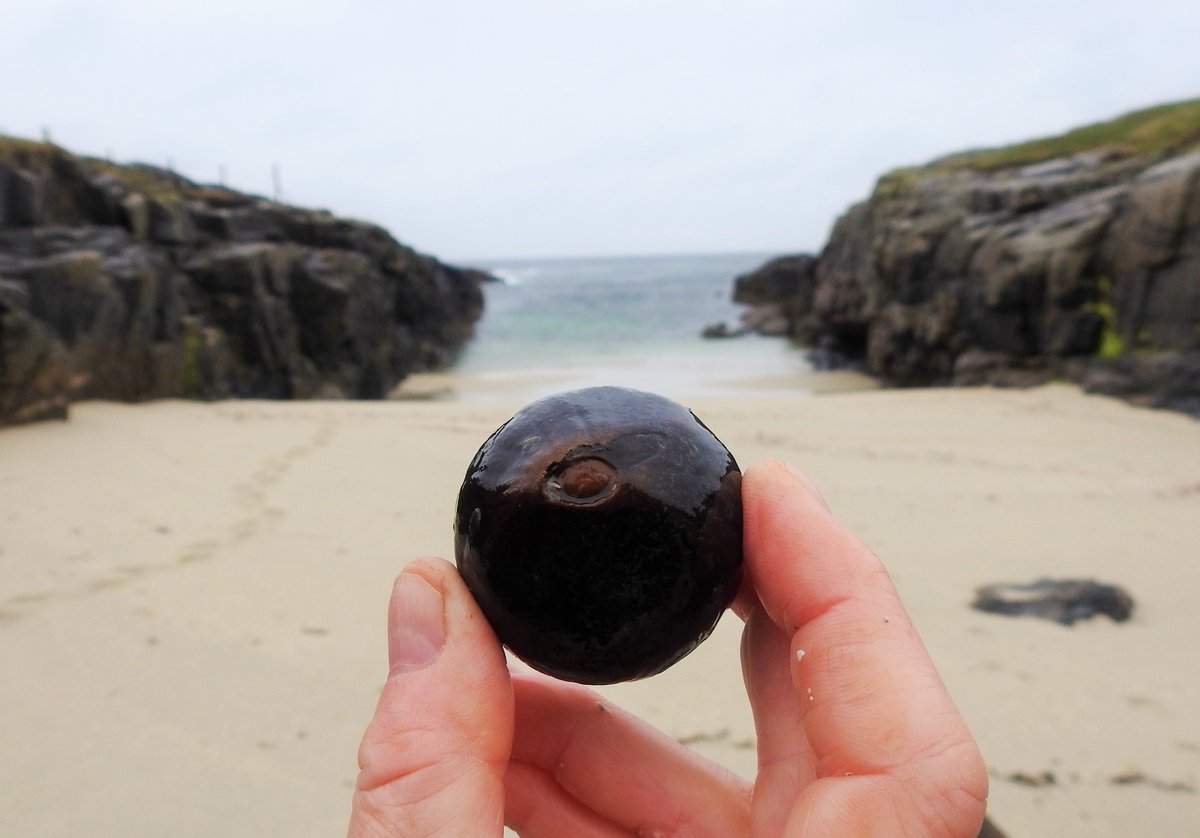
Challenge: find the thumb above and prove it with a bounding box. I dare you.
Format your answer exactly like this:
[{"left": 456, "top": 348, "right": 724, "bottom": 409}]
[{"left": 349, "top": 559, "right": 513, "bottom": 837}]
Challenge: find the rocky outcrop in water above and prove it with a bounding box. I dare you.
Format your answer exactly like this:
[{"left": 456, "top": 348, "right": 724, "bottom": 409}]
[
  {"left": 702, "top": 255, "right": 815, "bottom": 340},
  {"left": 734, "top": 101, "right": 1200, "bottom": 415},
  {"left": 0, "top": 137, "right": 485, "bottom": 426}
]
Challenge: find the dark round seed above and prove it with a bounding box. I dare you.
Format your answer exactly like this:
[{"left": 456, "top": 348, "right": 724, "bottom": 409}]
[{"left": 453, "top": 386, "right": 743, "bottom": 684}]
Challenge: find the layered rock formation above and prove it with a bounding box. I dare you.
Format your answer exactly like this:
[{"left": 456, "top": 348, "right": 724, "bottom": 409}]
[
  {"left": 0, "top": 137, "right": 485, "bottom": 425},
  {"left": 735, "top": 100, "right": 1200, "bottom": 415},
  {"left": 702, "top": 254, "right": 815, "bottom": 339}
]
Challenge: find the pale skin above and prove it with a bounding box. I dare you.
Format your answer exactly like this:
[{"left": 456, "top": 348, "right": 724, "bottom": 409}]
[{"left": 348, "top": 459, "right": 989, "bottom": 836}]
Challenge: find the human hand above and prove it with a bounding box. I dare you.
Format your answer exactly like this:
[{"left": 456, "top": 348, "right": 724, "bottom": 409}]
[{"left": 348, "top": 459, "right": 988, "bottom": 836}]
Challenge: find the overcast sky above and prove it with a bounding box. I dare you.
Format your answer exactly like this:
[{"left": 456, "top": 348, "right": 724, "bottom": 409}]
[{"left": 5, "top": 1, "right": 1199, "bottom": 261}]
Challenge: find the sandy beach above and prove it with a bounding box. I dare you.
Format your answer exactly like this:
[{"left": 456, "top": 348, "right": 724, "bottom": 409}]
[{"left": 2, "top": 383, "right": 1198, "bottom": 836}]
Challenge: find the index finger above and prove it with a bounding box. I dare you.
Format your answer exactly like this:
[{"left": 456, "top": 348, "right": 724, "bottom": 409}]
[{"left": 742, "top": 459, "right": 976, "bottom": 776}]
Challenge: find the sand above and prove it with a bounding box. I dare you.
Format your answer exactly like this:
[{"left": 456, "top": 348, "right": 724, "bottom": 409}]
[{"left": 1, "top": 384, "right": 1198, "bottom": 836}]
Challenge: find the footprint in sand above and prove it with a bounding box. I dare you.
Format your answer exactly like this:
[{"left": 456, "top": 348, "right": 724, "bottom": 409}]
[
  {"left": 230, "top": 518, "right": 260, "bottom": 542},
  {"left": 181, "top": 413, "right": 344, "bottom": 560},
  {"left": 178, "top": 539, "right": 219, "bottom": 564}
]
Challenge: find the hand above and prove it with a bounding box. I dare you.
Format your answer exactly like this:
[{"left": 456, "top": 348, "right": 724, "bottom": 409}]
[{"left": 348, "top": 459, "right": 988, "bottom": 836}]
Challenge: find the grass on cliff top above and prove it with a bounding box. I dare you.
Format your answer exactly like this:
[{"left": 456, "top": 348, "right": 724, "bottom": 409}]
[
  {"left": 0, "top": 135, "right": 193, "bottom": 202},
  {"left": 0, "top": 135, "right": 67, "bottom": 168},
  {"left": 80, "top": 159, "right": 280, "bottom": 208},
  {"left": 85, "top": 159, "right": 198, "bottom": 203},
  {"left": 877, "top": 98, "right": 1200, "bottom": 194},
  {"left": 946, "top": 97, "right": 1200, "bottom": 170},
  {"left": 1, "top": 134, "right": 265, "bottom": 207}
]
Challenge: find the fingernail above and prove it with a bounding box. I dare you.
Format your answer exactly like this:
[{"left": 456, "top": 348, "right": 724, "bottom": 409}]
[{"left": 388, "top": 571, "right": 446, "bottom": 674}]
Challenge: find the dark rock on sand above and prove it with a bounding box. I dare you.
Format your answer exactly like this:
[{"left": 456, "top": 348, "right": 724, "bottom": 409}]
[
  {"left": 0, "top": 136, "right": 486, "bottom": 426},
  {"left": 972, "top": 578, "right": 1135, "bottom": 626},
  {"left": 977, "top": 815, "right": 1009, "bottom": 838}
]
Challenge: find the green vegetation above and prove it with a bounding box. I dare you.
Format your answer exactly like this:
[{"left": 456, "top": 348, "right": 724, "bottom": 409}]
[
  {"left": 1085, "top": 277, "right": 1136, "bottom": 360},
  {"left": 0, "top": 133, "right": 201, "bottom": 205},
  {"left": 0, "top": 135, "right": 66, "bottom": 168},
  {"left": 944, "top": 98, "right": 1200, "bottom": 171},
  {"left": 86, "top": 159, "right": 192, "bottom": 204},
  {"left": 874, "top": 98, "right": 1200, "bottom": 197},
  {"left": 1089, "top": 298, "right": 1126, "bottom": 359},
  {"left": 874, "top": 166, "right": 924, "bottom": 199},
  {"left": 180, "top": 331, "right": 205, "bottom": 397}
]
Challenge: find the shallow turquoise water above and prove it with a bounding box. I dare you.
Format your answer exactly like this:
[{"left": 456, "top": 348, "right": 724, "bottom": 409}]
[{"left": 452, "top": 252, "right": 815, "bottom": 400}]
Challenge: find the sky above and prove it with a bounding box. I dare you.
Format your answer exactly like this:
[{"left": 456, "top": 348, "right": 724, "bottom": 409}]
[{"left": 4, "top": 1, "right": 1199, "bottom": 262}]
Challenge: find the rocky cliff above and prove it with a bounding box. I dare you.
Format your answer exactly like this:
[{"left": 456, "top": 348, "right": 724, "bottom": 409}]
[
  {"left": 735, "top": 99, "right": 1200, "bottom": 415},
  {"left": 0, "top": 137, "right": 486, "bottom": 426}
]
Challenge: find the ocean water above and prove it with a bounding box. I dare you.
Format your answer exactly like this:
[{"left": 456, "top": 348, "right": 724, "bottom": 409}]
[{"left": 449, "top": 252, "right": 819, "bottom": 401}]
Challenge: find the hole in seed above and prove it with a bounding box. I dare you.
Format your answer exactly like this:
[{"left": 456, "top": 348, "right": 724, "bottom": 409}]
[{"left": 544, "top": 458, "right": 618, "bottom": 506}]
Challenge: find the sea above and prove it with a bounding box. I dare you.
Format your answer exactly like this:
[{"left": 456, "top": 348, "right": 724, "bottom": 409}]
[{"left": 445, "top": 251, "right": 832, "bottom": 402}]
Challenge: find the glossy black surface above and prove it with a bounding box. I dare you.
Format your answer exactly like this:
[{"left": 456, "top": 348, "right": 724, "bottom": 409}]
[{"left": 454, "top": 386, "right": 742, "bottom": 683}]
